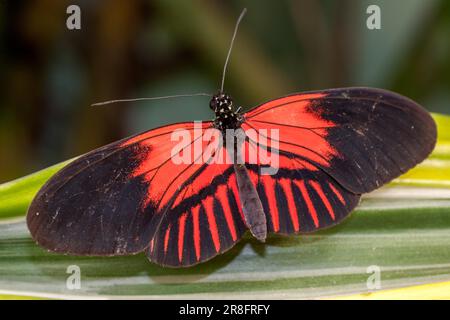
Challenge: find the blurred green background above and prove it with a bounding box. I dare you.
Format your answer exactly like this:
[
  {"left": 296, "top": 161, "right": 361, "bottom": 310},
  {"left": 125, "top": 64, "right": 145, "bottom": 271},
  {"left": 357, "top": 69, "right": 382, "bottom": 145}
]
[{"left": 1, "top": 0, "right": 449, "bottom": 183}]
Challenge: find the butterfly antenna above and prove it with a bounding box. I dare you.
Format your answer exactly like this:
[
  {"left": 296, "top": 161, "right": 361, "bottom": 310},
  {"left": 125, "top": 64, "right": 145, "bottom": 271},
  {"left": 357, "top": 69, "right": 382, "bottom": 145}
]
[
  {"left": 220, "top": 8, "right": 247, "bottom": 93},
  {"left": 91, "top": 93, "right": 212, "bottom": 107}
]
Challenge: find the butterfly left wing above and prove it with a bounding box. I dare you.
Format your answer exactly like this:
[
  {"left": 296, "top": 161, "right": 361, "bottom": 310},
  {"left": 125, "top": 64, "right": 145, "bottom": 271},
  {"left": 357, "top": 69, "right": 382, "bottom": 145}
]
[{"left": 27, "top": 121, "right": 247, "bottom": 266}]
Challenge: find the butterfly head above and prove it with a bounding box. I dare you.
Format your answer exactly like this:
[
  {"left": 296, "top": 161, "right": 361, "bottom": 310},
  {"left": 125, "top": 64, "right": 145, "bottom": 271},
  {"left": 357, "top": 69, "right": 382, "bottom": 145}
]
[
  {"left": 210, "top": 92, "right": 233, "bottom": 112},
  {"left": 210, "top": 92, "right": 242, "bottom": 131}
]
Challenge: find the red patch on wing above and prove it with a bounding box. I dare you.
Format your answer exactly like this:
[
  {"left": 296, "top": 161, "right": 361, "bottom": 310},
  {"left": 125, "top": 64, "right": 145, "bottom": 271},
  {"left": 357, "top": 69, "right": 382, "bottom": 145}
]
[
  {"left": 120, "top": 122, "right": 221, "bottom": 211},
  {"left": 202, "top": 196, "right": 220, "bottom": 252},
  {"left": 262, "top": 176, "right": 280, "bottom": 232},
  {"left": 243, "top": 92, "right": 338, "bottom": 168},
  {"left": 310, "top": 180, "right": 335, "bottom": 221},
  {"left": 178, "top": 212, "right": 188, "bottom": 263},
  {"left": 216, "top": 184, "right": 237, "bottom": 241},
  {"left": 164, "top": 225, "right": 171, "bottom": 254},
  {"left": 328, "top": 182, "right": 346, "bottom": 206},
  {"left": 192, "top": 205, "right": 201, "bottom": 262},
  {"left": 296, "top": 180, "right": 319, "bottom": 228},
  {"left": 279, "top": 178, "right": 300, "bottom": 231}
]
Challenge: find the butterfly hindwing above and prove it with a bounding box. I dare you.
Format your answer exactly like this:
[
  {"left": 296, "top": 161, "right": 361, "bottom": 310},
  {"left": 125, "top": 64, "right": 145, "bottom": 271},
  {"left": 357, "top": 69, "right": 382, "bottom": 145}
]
[
  {"left": 147, "top": 163, "right": 248, "bottom": 267},
  {"left": 243, "top": 151, "right": 360, "bottom": 234}
]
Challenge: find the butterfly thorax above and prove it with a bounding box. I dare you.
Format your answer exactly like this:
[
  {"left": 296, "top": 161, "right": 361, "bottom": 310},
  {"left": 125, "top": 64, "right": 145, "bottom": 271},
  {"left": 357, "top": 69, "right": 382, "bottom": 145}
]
[{"left": 210, "top": 92, "right": 243, "bottom": 131}]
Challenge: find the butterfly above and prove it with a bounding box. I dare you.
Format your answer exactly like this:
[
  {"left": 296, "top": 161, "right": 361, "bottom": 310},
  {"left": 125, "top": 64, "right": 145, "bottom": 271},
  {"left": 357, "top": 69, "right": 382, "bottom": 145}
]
[{"left": 26, "top": 10, "right": 437, "bottom": 268}]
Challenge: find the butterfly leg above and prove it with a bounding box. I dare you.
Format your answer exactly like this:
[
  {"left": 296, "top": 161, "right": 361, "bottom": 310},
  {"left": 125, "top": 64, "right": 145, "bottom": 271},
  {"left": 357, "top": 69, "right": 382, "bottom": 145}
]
[{"left": 233, "top": 163, "right": 267, "bottom": 242}]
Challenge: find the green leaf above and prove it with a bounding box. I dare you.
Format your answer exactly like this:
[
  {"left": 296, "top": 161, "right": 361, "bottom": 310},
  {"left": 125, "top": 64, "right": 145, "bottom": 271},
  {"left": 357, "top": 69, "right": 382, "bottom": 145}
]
[
  {"left": 0, "top": 115, "right": 449, "bottom": 299},
  {"left": 0, "top": 160, "right": 74, "bottom": 220}
]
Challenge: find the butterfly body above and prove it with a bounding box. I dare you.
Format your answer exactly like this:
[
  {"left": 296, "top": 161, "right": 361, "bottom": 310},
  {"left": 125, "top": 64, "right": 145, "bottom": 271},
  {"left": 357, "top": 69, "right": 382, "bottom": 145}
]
[
  {"left": 233, "top": 162, "right": 267, "bottom": 242},
  {"left": 210, "top": 91, "right": 268, "bottom": 242}
]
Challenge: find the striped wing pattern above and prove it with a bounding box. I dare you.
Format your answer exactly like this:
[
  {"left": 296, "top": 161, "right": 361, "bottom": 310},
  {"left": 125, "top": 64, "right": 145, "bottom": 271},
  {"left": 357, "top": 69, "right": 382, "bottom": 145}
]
[
  {"left": 247, "top": 162, "right": 360, "bottom": 234},
  {"left": 147, "top": 165, "right": 247, "bottom": 266}
]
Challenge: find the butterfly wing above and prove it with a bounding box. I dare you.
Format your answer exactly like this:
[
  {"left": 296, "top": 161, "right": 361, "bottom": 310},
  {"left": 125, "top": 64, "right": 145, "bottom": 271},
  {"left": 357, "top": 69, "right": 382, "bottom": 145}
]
[
  {"left": 27, "top": 121, "right": 247, "bottom": 266},
  {"left": 241, "top": 142, "right": 361, "bottom": 234},
  {"left": 146, "top": 162, "right": 248, "bottom": 266},
  {"left": 241, "top": 87, "right": 436, "bottom": 233}
]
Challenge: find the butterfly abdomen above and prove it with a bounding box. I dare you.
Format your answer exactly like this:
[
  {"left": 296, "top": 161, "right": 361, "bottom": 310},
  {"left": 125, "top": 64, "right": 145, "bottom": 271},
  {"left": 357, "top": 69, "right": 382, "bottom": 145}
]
[{"left": 233, "top": 163, "right": 267, "bottom": 242}]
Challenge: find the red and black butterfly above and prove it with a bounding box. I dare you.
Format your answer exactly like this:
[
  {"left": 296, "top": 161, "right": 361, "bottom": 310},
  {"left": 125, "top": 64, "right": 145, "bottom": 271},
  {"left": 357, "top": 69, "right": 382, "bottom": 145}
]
[
  {"left": 27, "top": 87, "right": 436, "bottom": 267},
  {"left": 26, "top": 10, "right": 437, "bottom": 268}
]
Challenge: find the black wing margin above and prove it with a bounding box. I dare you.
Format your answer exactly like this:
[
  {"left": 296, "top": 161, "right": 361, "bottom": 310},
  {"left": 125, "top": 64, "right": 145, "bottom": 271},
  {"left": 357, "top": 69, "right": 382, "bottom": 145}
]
[
  {"left": 26, "top": 140, "right": 157, "bottom": 256},
  {"left": 307, "top": 87, "right": 436, "bottom": 194}
]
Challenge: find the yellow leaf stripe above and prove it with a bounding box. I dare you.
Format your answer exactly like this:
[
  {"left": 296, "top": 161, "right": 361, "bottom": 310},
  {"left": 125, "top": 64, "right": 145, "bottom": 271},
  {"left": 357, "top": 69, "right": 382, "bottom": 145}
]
[{"left": 330, "top": 280, "right": 450, "bottom": 300}]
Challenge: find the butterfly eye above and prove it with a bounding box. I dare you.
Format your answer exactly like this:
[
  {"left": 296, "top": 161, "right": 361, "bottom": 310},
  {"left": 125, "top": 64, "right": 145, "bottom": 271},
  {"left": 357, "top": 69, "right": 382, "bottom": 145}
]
[
  {"left": 209, "top": 98, "right": 219, "bottom": 110},
  {"left": 222, "top": 95, "right": 232, "bottom": 107}
]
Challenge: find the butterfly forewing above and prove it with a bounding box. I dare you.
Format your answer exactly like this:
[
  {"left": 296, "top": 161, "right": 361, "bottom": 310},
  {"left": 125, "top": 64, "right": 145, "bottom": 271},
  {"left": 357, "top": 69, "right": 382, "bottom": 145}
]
[
  {"left": 244, "top": 87, "right": 437, "bottom": 194},
  {"left": 28, "top": 122, "right": 232, "bottom": 256}
]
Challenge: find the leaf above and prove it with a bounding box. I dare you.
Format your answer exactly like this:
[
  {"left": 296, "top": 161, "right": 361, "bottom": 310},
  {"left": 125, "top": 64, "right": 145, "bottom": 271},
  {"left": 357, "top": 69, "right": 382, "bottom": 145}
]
[
  {"left": 332, "top": 280, "right": 450, "bottom": 300},
  {"left": 0, "top": 160, "right": 74, "bottom": 220},
  {"left": 0, "top": 115, "right": 449, "bottom": 299}
]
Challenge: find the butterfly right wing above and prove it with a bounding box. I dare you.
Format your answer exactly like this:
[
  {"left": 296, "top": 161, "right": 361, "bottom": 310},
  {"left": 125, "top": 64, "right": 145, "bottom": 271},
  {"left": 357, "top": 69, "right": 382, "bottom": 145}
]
[{"left": 238, "top": 87, "right": 436, "bottom": 235}]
